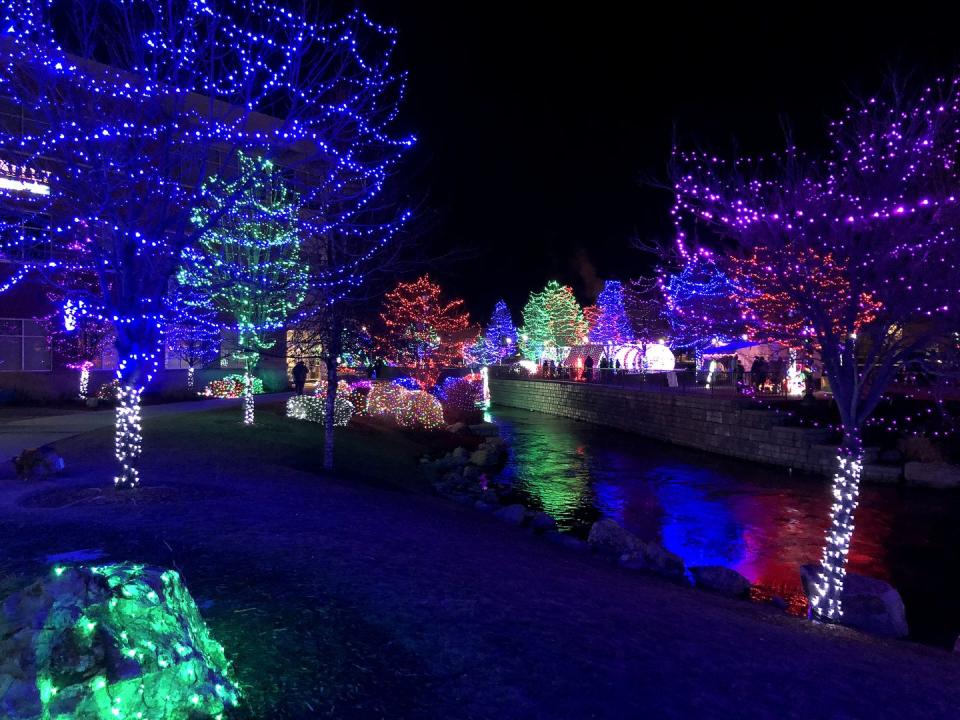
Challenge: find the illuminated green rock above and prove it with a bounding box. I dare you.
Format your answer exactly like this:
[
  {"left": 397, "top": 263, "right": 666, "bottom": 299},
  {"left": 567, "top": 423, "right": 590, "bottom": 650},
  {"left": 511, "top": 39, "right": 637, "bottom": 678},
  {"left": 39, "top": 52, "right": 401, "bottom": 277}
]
[{"left": 0, "top": 563, "right": 239, "bottom": 719}]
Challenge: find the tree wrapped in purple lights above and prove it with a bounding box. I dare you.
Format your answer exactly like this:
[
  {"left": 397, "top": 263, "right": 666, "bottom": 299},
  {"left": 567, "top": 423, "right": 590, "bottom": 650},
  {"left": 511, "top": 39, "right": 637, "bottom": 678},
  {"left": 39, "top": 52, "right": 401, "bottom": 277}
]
[
  {"left": 670, "top": 80, "right": 960, "bottom": 622},
  {"left": 0, "top": 1, "right": 414, "bottom": 486}
]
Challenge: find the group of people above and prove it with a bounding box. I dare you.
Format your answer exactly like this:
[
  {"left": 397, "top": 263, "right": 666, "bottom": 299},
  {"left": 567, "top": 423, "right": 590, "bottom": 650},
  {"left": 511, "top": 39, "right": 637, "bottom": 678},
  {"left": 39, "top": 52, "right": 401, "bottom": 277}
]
[{"left": 582, "top": 355, "right": 624, "bottom": 382}]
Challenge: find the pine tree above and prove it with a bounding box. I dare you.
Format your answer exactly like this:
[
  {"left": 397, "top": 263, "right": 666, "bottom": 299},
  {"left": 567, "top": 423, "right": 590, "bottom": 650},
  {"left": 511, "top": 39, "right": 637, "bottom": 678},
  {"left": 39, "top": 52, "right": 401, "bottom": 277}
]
[
  {"left": 590, "top": 280, "right": 632, "bottom": 349},
  {"left": 520, "top": 281, "right": 587, "bottom": 361},
  {"left": 178, "top": 153, "right": 307, "bottom": 424},
  {"left": 485, "top": 300, "right": 517, "bottom": 360}
]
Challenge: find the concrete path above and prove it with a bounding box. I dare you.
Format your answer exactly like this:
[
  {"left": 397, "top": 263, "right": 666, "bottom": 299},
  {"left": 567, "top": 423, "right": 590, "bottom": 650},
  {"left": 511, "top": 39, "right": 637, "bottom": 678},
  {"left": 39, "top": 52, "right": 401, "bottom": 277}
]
[{"left": 0, "top": 392, "right": 292, "bottom": 458}]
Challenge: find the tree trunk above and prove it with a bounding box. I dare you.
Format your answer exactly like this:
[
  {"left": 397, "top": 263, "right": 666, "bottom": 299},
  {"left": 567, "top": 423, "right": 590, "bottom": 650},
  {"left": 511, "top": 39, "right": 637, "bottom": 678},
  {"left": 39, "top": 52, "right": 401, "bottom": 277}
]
[
  {"left": 187, "top": 366, "right": 195, "bottom": 390},
  {"left": 114, "top": 384, "right": 143, "bottom": 488},
  {"left": 323, "top": 357, "right": 338, "bottom": 471},
  {"left": 323, "top": 314, "right": 344, "bottom": 471},
  {"left": 810, "top": 425, "right": 863, "bottom": 622},
  {"left": 112, "top": 321, "right": 161, "bottom": 489},
  {"left": 79, "top": 366, "right": 90, "bottom": 399},
  {"left": 243, "top": 368, "right": 255, "bottom": 425}
]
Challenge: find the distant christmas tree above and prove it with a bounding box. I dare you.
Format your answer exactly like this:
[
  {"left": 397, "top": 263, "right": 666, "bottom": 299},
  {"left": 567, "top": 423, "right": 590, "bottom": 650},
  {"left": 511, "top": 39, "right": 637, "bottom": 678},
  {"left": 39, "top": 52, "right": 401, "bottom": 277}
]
[
  {"left": 485, "top": 300, "right": 518, "bottom": 360},
  {"left": 519, "top": 280, "right": 586, "bottom": 361},
  {"left": 590, "top": 280, "right": 632, "bottom": 349},
  {"left": 177, "top": 153, "right": 307, "bottom": 423}
]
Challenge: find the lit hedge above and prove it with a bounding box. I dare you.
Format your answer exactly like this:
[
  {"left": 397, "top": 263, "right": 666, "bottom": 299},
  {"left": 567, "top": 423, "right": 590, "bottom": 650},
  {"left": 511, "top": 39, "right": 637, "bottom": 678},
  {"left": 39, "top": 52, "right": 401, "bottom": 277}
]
[
  {"left": 366, "top": 382, "right": 444, "bottom": 430},
  {"left": 202, "top": 374, "right": 264, "bottom": 399},
  {"left": 286, "top": 394, "right": 354, "bottom": 427},
  {"left": 366, "top": 382, "right": 410, "bottom": 424}
]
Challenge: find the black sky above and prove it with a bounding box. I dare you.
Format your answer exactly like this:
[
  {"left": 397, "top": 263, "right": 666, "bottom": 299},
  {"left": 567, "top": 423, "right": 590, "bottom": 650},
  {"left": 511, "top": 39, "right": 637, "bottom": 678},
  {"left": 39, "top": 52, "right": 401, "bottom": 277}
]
[{"left": 361, "top": 3, "right": 959, "bottom": 320}]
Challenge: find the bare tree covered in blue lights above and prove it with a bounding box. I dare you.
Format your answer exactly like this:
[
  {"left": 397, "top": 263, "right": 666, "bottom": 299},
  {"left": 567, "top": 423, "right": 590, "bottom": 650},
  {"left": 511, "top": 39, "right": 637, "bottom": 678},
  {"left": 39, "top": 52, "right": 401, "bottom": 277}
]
[
  {"left": 0, "top": 1, "right": 414, "bottom": 486},
  {"left": 659, "top": 256, "right": 743, "bottom": 362}
]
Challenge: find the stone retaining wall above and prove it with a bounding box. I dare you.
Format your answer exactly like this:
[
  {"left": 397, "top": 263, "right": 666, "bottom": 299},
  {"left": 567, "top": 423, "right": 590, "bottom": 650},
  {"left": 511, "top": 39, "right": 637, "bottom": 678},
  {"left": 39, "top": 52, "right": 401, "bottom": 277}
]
[{"left": 490, "top": 378, "right": 893, "bottom": 480}]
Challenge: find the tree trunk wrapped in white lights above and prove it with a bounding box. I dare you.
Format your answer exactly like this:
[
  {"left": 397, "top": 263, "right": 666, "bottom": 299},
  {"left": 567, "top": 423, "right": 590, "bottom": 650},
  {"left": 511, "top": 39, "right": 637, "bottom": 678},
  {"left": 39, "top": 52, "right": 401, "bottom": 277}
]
[
  {"left": 114, "top": 384, "right": 143, "bottom": 488},
  {"left": 243, "top": 370, "right": 255, "bottom": 426},
  {"left": 810, "top": 430, "right": 863, "bottom": 621},
  {"left": 78, "top": 362, "right": 91, "bottom": 399}
]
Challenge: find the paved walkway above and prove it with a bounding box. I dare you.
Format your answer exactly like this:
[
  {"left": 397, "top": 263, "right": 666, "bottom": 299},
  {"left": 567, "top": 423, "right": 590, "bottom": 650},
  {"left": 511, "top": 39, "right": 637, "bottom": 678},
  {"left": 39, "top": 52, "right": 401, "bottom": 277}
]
[{"left": 0, "top": 392, "right": 292, "bottom": 458}]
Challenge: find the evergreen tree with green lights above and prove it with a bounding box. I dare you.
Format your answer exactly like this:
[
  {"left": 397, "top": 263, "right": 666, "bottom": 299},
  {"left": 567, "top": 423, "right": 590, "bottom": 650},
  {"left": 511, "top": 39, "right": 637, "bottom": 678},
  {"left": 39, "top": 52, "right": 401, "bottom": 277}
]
[
  {"left": 520, "top": 281, "right": 586, "bottom": 362},
  {"left": 178, "top": 153, "right": 308, "bottom": 424}
]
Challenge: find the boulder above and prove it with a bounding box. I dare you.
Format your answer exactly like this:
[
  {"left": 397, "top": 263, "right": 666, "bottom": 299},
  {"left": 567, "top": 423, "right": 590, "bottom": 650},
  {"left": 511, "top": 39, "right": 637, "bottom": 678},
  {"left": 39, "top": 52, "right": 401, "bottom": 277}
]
[
  {"left": 494, "top": 504, "right": 526, "bottom": 525},
  {"left": 468, "top": 422, "right": 500, "bottom": 437},
  {"left": 11, "top": 448, "right": 64, "bottom": 481},
  {"left": 462, "top": 465, "right": 480, "bottom": 481},
  {"left": 470, "top": 447, "right": 501, "bottom": 468},
  {"left": 446, "top": 422, "right": 467, "bottom": 434},
  {"left": 545, "top": 532, "right": 588, "bottom": 552},
  {"left": 450, "top": 447, "right": 469, "bottom": 465},
  {"left": 0, "top": 563, "right": 238, "bottom": 719},
  {"left": 618, "top": 543, "right": 686, "bottom": 580},
  {"left": 690, "top": 566, "right": 752, "bottom": 598},
  {"left": 878, "top": 448, "right": 903, "bottom": 464},
  {"left": 530, "top": 512, "right": 557, "bottom": 534},
  {"left": 639, "top": 542, "right": 686, "bottom": 580},
  {"left": 587, "top": 519, "right": 643, "bottom": 557},
  {"left": 904, "top": 462, "right": 960, "bottom": 489},
  {"left": 897, "top": 436, "right": 943, "bottom": 463},
  {"left": 618, "top": 552, "right": 648, "bottom": 571},
  {"left": 473, "top": 501, "right": 494, "bottom": 512},
  {"left": 800, "top": 564, "right": 909, "bottom": 638}
]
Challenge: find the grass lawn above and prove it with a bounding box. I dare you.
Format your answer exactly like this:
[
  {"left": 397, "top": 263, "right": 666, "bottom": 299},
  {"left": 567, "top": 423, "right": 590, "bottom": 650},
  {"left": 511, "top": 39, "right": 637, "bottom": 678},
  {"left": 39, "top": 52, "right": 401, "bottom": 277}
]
[{"left": 1, "top": 401, "right": 960, "bottom": 719}]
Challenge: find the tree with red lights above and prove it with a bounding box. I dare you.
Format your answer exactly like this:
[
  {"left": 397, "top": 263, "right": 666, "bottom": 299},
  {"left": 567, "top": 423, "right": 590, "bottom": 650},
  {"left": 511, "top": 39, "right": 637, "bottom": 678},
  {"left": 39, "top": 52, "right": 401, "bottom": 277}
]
[
  {"left": 671, "top": 80, "right": 960, "bottom": 622},
  {"left": 376, "top": 275, "right": 471, "bottom": 386}
]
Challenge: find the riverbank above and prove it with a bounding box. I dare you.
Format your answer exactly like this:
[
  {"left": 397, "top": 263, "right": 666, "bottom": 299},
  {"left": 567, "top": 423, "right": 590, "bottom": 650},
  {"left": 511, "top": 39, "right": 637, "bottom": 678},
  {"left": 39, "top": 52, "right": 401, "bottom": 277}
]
[
  {"left": 490, "top": 377, "right": 912, "bottom": 483},
  {"left": 2, "top": 402, "right": 959, "bottom": 718}
]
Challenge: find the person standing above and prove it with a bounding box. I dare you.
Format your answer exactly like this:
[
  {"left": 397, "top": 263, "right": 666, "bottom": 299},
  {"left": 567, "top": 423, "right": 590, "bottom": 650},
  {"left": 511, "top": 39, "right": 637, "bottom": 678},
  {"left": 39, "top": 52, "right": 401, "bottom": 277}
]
[
  {"left": 292, "top": 359, "right": 309, "bottom": 395},
  {"left": 584, "top": 354, "right": 594, "bottom": 381}
]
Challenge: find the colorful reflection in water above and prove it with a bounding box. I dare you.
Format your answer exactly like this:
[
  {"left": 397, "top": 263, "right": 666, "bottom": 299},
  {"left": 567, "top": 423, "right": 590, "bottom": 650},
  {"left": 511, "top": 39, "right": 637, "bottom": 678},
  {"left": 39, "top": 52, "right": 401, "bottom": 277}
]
[{"left": 492, "top": 407, "right": 960, "bottom": 645}]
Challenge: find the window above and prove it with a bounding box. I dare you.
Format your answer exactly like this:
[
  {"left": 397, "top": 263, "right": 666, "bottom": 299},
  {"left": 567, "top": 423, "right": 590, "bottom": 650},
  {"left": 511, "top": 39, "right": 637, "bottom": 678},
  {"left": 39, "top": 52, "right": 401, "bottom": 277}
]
[
  {"left": 0, "top": 318, "right": 52, "bottom": 371},
  {"left": 217, "top": 330, "right": 246, "bottom": 369},
  {"left": 89, "top": 344, "right": 118, "bottom": 371}
]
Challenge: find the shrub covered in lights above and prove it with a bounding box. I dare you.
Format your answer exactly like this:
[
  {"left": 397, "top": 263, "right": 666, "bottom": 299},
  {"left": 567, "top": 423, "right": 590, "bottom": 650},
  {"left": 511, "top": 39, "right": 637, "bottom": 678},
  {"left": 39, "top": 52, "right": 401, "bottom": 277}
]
[
  {"left": 0, "top": 563, "right": 239, "bottom": 719},
  {"left": 286, "top": 394, "right": 354, "bottom": 427},
  {"left": 406, "top": 390, "right": 446, "bottom": 430},
  {"left": 343, "top": 380, "right": 372, "bottom": 416},
  {"left": 95, "top": 378, "right": 120, "bottom": 402},
  {"left": 366, "top": 382, "right": 444, "bottom": 429},
  {"left": 202, "top": 375, "right": 264, "bottom": 399},
  {"left": 366, "top": 382, "right": 411, "bottom": 425},
  {"left": 434, "top": 376, "right": 483, "bottom": 424}
]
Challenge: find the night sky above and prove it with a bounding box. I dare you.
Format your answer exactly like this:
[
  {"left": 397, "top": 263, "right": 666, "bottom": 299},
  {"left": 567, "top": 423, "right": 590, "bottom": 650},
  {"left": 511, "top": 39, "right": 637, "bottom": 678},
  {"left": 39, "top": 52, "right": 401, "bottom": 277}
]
[{"left": 361, "top": 3, "right": 958, "bottom": 319}]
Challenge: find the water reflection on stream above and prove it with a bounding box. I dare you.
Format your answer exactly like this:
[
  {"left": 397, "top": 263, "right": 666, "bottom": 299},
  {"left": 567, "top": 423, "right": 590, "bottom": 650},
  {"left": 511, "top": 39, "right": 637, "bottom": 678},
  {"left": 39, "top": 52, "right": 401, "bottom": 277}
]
[{"left": 491, "top": 406, "right": 960, "bottom": 645}]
